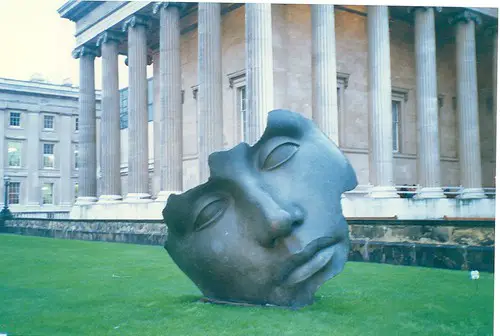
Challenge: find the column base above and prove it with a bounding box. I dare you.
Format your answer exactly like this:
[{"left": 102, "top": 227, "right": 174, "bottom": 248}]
[
  {"left": 155, "top": 190, "right": 183, "bottom": 202},
  {"left": 457, "top": 188, "right": 486, "bottom": 199},
  {"left": 368, "top": 186, "right": 400, "bottom": 198},
  {"left": 75, "top": 196, "right": 98, "bottom": 205},
  {"left": 124, "top": 193, "right": 152, "bottom": 203},
  {"left": 98, "top": 194, "right": 123, "bottom": 203},
  {"left": 415, "top": 187, "right": 446, "bottom": 199}
]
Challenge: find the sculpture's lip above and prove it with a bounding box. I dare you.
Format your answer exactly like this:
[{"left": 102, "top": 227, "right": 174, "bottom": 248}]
[{"left": 282, "top": 236, "right": 339, "bottom": 286}]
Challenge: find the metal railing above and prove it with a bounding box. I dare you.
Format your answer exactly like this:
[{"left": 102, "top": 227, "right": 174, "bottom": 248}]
[
  {"left": 11, "top": 211, "right": 70, "bottom": 219},
  {"left": 344, "top": 185, "right": 496, "bottom": 199}
]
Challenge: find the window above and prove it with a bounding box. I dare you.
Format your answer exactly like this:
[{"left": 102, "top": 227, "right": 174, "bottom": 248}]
[
  {"left": 119, "top": 89, "right": 128, "bottom": 129},
  {"left": 9, "top": 112, "right": 21, "bottom": 127},
  {"left": 43, "top": 143, "right": 55, "bottom": 168},
  {"left": 7, "top": 141, "right": 22, "bottom": 167},
  {"left": 75, "top": 117, "right": 79, "bottom": 131},
  {"left": 43, "top": 115, "right": 54, "bottom": 130},
  {"left": 8, "top": 182, "right": 20, "bottom": 205},
  {"left": 392, "top": 100, "right": 401, "bottom": 153},
  {"left": 42, "top": 183, "right": 53, "bottom": 205},
  {"left": 227, "top": 70, "right": 247, "bottom": 144},
  {"left": 74, "top": 145, "right": 79, "bottom": 169},
  {"left": 74, "top": 183, "right": 79, "bottom": 201},
  {"left": 391, "top": 87, "right": 409, "bottom": 154},
  {"left": 238, "top": 86, "right": 248, "bottom": 142},
  {"left": 337, "top": 72, "right": 349, "bottom": 147}
]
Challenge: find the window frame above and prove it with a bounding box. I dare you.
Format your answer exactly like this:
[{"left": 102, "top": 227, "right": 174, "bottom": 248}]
[
  {"left": 74, "top": 182, "right": 79, "bottom": 201},
  {"left": 42, "top": 143, "right": 55, "bottom": 169},
  {"left": 237, "top": 85, "right": 248, "bottom": 143},
  {"left": 337, "top": 72, "right": 350, "bottom": 147},
  {"left": 227, "top": 70, "right": 247, "bottom": 144},
  {"left": 8, "top": 181, "right": 20, "bottom": 205},
  {"left": 391, "top": 87, "right": 409, "bottom": 154},
  {"left": 7, "top": 141, "right": 22, "bottom": 168},
  {"left": 9, "top": 111, "right": 21, "bottom": 128},
  {"left": 43, "top": 115, "right": 55, "bottom": 131},
  {"left": 74, "top": 144, "right": 79, "bottom": 170},
  {"left": 41, "top": 183, "right": 54, "bottom": 205}
]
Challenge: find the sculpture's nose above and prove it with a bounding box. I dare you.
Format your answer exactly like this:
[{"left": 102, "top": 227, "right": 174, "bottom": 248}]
[{"left": 239, "top": 180, "right": 305, "bottom": 247}]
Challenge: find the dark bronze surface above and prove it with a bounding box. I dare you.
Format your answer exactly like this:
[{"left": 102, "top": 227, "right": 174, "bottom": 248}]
[{"left": 162, "top": 109, "right": 358, "bottom": 308}]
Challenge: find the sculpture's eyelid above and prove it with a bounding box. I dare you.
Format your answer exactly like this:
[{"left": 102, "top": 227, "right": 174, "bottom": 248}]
[
  {"left": 259, "top": 139, "right": 300, "bottom": 171},
  {"left": 258, "top": 137, "right": 298, "bottom": 164},
  {"left": 192, "top": 195, "right": 229, "bottom": 232}
]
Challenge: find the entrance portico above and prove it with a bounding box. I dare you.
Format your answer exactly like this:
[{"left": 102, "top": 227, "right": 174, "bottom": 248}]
[{"left": 59, "top": 3, "right": 497, "bottom": 220}]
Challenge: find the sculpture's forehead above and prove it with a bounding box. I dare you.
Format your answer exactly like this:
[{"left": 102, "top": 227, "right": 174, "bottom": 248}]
[
  {"left": 206, "top": 109, "right": 312, "bottom": 179},
  {"left": 208, "top": 143, "right": 254, "bottom": 180}
]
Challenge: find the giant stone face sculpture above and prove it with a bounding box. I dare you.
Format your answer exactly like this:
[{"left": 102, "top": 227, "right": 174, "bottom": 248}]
[{"left": 162, "top": 109, "right": 358, "bottom": 308}]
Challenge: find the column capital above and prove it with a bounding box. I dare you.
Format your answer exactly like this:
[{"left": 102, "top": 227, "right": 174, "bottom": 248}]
[
  {"left": 448, "top": 10, "right": 482, "bottom": 26},
  {"left": 407, "top": 6, "right": 442, "bottom": 15},
  {"left": 122, "top": 14, "right": 151, "bottom": 32},
  {"left": 96, "top": 31, "right": 125, "bottom": 48},
  {"left": 153, "top": 2, "right": 187, "bottom": 15},
  {"left": 72, "top": 45, "right": 100, "bottom": 59}
]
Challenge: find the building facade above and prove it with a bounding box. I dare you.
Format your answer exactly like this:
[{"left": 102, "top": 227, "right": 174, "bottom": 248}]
[
  {"left": 0, "top": 76, "right": 101, "bottom": 212},
  {"left": 58, "top": 2, "right": 497, "bottom": 219}
]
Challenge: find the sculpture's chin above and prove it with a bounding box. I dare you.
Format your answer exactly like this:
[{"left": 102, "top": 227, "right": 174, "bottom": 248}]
[{"left": 267, "top": 240, "right": 350, "bottom": 309}]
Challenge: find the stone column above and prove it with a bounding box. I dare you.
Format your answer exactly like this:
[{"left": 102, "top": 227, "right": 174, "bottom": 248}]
[
  {"left": 72, "top": 46, "right": 99, "bottom": 204},
  {"left": 122, "top": 15, "right": 152, "bottom": 202},
  {"left": 198, "top": 3, "right": 223, "bottom": 183},
  {"left": 411, "top": 7, "right": 445, "bottom": 198},
  {"left": 152, "top": 51, "right": 161, "bottom": 198},
  {"left": 311, "top": 4, "right": 338, "bottom": 145},
  {"left": 154, "top": 2, "right": 185, "bottom": 200},
  {"left": 450, "top": 11, "right": 485, "bottom": 198},
  {"left": 246, "top": 3, "right": 274, "bottom": 145},
  {"left": 367, "top": 6, "right": 398, "bottom": 198},
  {"left": 96, "top": 32, "right": 123, "bottom": 202},
  {"left": 25, "top": 110, "right": 40, "bottom": 206},
  {"left": 59, "top": 115, "right": 74, "bottom": 206}
]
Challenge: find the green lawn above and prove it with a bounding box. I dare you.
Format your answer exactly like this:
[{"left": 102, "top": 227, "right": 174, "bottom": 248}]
[{"left": 0, "top": 234, "right": 494, "bottom": 336}]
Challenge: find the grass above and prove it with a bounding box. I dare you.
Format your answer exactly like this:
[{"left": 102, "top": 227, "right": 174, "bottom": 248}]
[{"left": 0, "top": 234, "right": 494, "bottom": 336}]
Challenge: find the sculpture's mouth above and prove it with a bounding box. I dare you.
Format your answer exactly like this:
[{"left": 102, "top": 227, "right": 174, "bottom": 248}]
[{"left": 282, "top": 236, "right": 339, "bottom": 286}]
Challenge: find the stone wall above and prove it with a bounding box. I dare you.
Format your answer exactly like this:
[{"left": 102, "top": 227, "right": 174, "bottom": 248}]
[
  {"left": 2, "top": 218, "right": 166, "bottom": 246},
  {"left": 1, "top": 217, "right": 494, "bottom": 272}
]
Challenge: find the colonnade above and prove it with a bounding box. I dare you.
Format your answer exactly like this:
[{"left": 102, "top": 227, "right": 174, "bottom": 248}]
[{"left": 71, "top": 4, "right": 495, "bottom": 204}]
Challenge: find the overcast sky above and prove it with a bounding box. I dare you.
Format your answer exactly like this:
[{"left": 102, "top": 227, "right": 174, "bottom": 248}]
[
  {"left": 0, "top": 0, "right": 138, "bottom": 90},
  {"left": 0, "top": 0, "right": 497, "bottom": 90}
]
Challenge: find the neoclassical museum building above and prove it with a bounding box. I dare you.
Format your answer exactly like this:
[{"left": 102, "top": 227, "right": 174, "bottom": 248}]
[{"left": 57, "top": 1, "right": 497, "bottom": 219}]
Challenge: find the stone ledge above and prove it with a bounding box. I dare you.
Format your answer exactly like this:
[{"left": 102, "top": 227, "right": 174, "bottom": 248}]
[{"left": 67, "top": 197, "right": 497, "bottom": 220}]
